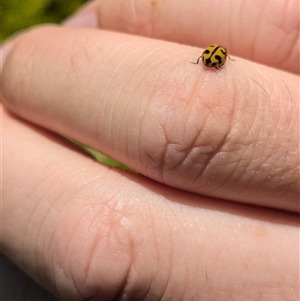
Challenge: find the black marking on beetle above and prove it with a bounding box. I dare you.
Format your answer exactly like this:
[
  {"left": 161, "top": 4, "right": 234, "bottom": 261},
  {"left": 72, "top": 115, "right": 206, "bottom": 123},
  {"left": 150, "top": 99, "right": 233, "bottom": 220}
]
[{"left": 214, "top": 55, "right": 222, "bottom": 64}]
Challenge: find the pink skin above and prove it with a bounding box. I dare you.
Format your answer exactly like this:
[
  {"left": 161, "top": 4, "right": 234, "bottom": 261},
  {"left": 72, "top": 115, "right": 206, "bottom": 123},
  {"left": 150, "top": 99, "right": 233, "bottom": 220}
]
[{"left": 1, "top": 0, "right": 299, "bottom": 300}]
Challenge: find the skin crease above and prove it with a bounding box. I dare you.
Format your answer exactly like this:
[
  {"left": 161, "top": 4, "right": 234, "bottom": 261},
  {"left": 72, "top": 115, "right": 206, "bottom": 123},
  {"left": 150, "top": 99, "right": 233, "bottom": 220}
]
[{"left": 1, "top": 0, "right": 299, "bottom": 301}]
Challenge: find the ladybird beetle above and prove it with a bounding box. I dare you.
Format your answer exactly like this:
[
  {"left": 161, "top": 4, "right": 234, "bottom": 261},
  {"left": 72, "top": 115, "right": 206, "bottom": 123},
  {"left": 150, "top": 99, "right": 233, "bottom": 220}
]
[{"left": 191, "top": 45, "right": 234, "bottom": 69}]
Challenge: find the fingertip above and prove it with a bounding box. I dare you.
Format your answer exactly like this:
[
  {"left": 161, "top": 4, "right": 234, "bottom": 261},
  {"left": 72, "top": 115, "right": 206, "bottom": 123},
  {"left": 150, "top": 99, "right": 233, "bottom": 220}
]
[
  {"left": 0, "top": 41, "right": 14, "bottom": 72},
  {"left": 63, "top": 11, "right": 99, "bottom": 28},
  {"left": 62, "top": 0, "right": 99, "bottom": 28}
]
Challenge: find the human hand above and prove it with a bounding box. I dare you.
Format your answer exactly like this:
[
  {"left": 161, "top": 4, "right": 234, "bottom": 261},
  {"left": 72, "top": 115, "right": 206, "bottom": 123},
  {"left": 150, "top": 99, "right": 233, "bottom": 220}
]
[{"left": 1, "top": 0, "right": 299, "bottom": 300}]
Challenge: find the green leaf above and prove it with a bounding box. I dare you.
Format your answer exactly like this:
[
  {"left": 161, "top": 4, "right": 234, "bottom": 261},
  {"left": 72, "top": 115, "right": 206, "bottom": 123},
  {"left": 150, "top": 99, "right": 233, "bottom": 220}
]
[
  {"left": 1, "top": 0, "right": 89, "bottom": 41},
  {"left": 67, "top": 137, "right": 138, "bottom": 173}
]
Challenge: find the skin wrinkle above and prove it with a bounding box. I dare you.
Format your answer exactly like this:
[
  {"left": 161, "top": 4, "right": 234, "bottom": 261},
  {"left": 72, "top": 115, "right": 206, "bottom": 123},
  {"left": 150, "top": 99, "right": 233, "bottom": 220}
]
[
  {"left": 149, "top": 67, "right": 229, "bottom": 183},
  {"left": 31, "top": 215, "right": 49, "bottom": 288},
  {"left": 227, "top": 143, "right": 249, "bottom": 179},
  {"left": 82, "top": 212, "right": 119, "bottom": 298},
  {"left": 262, "top": 82, "right": 299, "bottom": 191},
  {"left": 159, "top": 213, "right": 176, "bottom": 300},
  {"left": 189, "top": 130, "right": 234, "bottom": 191},
  {"left": 160, "top": 140, "right": 170, "bottom": 184},
  {"left": 156, "top": 202, "right": 177, "bottom": 298},
  {"left": 241, "top": 5, "right": 259, "bottom": 60},
  {"left": 182, "top": 72, "right": 203, "bottom": 120},
  {"left": 171, "top": 105, "right": 212, "bottom": 180},
  {"left": 146, "top": 203, "right": 166, "bottom": 299},
  {"left": 130, "top": 0, "right": 156, "bottom": 37},
  {"left": 128, "top": 0, "right": 139, "bottom": 31},
  {"left": 140, "top": 206, "right": 161, "bottom": 300},
  {"left": 196, "top": 128, "right": 232, "bottom": 183},
  {"left": 284, "top": 114, "right": 299, "bottom": 163},
  {"left": 112, "top": 209, "right": 137, "bottom": 301},
  {"left": 248, "top": 77, "right": 269, "bottom": 97},
  {"left": 114, "top": 45, "right": 168, "bottom": 161},
  {"left": 47, "top": 168, "right": 125, "bottom": 298},
  {"left": 38, "top": 207, "right": 62, "bottom": 293},
  {"left": 4, "top": 133, "right": 65, "bottom": 297},
  {"left": 123, "top": 74, "right": 150, "bottom": 169},
  {"left": 227, "top": 2, "right": 236, "bottom": 52},
  {"left": 83, "top": 40, "right": 125, "bottom": 144},
  {"left": 241, "top": 79, "right": 262, "bottom": 140},
  {"left": 164, "top": 143, "right": 191, "bottom": 173},
  {"left": 75, "top": 38, "right": 101, "bottom": 99},
  {"left": 80, "top": 212, "right": 106, "bottom": 290},
  {"left": 187, "top": 234, "right": 205, "bottom": 298},
  {"left": 106, "top": 43, "right": 174, "bottom": 170},
  {"left": 281, "top": 79, "right": 295, "bottom": 118},
  {"left": 92, "top": 39, "right": 142, "bottom": 109},
  {"left": 70, "top": 231, "right": 88, "bottom": 301},
  {"left": 232, "top": 72, "right": 284, "bottom": 186},
  {"left": 254, "top": 0, "right": 270, "bottom": 53},
  {"left": 73, "top": 37, "right": 98, "bottom": 133},
  {"left": 121, "top": 202, "right": 156, "bottom": 300},
  {"left": 267, "top": 0, "right": 299, "bottom": 70},
  {"left": 189, "top": 74, "right": 236, "bottom": 177},
  {"left": 137, "top": 59, "right": 175, "bottom": 172},
  {"left": 56, "top": 198, "right": 128, "bottom": 299},
  {"left": 21, "top": 166, "right": 67, "bottom": 288},
  {"left": 48, "top": 224, "right": 64, "bottom": 298},
  {"left": 170, "top": 215, "right": 194, "bottom": 300},
  {"left": 201, "top": 155, "right": 237, "bottom": 196},
  {"left": 241, "top": 136, "right": 267, "bottom": 185},
  {"left": 54, "top": 211, "right": 85, "bottom": 298}
]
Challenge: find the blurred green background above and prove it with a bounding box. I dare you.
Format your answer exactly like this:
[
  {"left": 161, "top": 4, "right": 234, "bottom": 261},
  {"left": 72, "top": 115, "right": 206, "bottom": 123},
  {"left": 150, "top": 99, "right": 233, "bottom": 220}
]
[{"left": 1, "top": 0, "right": 89, "bottom": 41}]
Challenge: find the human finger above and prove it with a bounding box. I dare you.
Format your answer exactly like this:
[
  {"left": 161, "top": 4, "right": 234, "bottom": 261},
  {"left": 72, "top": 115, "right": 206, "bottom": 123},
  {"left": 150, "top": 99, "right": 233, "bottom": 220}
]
[
  {"left": 1, "top": 26, "right": 299, "bottom": 212},
  {"left": 63, "top": 0, "right": 99, "bottom": 28},
  {"left": 95, "top": 0, "right": 299, "bottom": 73},
  {"left": 2, "top": 108, "right": 299, "bottom": 300},
  {"left": 2, "top": 108, "right": 134, "bottom": 300}
]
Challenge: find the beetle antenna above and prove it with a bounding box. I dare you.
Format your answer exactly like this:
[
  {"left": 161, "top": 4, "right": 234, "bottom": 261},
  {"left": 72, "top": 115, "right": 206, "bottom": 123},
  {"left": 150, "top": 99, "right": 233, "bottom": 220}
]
[{"left": 190, "top": 56, "right": 201, "bottom": 64}]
